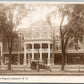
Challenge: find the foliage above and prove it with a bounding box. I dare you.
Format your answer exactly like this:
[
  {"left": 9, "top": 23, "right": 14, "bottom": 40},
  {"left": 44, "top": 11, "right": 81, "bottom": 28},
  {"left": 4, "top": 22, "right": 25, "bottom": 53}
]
[
  {"left": 64, "top": 4, "right": 84, "bottom": 50},
  {"left": 0, "top": 4, "right": 32, "bottom": 70},
  {"left": 59, "top": 4, "right": 84, "bottom": 70},
  {"left": 46, "top": 4, "right": 84, "bottom": 70}
]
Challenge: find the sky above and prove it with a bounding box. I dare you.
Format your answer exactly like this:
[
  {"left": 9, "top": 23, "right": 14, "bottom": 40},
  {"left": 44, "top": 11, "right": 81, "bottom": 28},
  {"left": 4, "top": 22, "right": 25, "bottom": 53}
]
[{"left": 17, "top": 4, "right": 68, "bottom": 29}]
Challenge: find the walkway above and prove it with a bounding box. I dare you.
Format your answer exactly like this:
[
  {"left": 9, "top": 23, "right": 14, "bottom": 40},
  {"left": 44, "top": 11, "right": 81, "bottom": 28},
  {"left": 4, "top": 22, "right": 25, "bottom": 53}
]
[{"left": 0, "top": 70, "right": 84, "bottom": 75}]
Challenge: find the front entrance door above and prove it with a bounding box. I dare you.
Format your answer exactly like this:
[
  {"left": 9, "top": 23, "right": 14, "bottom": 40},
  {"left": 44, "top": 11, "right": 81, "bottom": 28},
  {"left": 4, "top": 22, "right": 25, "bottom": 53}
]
[{"left": 42, "top": 53, "right": 48, "bottom": 64}]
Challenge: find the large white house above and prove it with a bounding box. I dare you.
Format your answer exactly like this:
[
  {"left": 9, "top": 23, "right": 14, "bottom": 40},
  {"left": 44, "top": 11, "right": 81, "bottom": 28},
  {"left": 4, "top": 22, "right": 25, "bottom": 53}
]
[{"left": 0, "top": 20, "right": 84, "bottom": 71}]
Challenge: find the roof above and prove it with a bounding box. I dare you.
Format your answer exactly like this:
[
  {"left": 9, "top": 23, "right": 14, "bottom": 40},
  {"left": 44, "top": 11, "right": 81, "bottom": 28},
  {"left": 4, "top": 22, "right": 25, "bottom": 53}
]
[
  {"left": 23, "top": 20, "right": 51, "bottom": 39},
  {"left": 19, "top": 20, "right": 60, "bottom": 40}
]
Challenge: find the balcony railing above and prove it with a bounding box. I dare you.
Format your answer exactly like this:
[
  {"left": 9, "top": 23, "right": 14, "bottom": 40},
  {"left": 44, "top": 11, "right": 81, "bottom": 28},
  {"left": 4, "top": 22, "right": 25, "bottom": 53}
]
[{"left": 26, "top": 49, "right": 32, "bottom": 52}]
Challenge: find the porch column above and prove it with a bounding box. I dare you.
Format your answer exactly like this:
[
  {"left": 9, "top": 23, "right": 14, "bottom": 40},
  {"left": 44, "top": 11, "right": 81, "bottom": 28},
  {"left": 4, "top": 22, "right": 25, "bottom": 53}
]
[
  {"left": 0, "top": 42, "right": 3, "bottom": 66},
  {"left": 47, "top": 42, "right": 50, "bottom": 66},
  {"left": 28, "top": 53, "right": 31, "bottom": 67},
  {"left": 39, "top": 43, "right": 42, "bottom": 62},
  {"left": 32, "top": 43, "right": 34, "bottom": 61},
  {"left": 52, "top": 43, "right": 55, "bottom": 65},
  {"left": 24, "top": 43, "right": 27, "bottom": 65},
  {"left": 18, "top": 53, "right": 20, "bottom": 65},
  {"left": 51, "top": 55, "right": 54, "bottom": 65}
]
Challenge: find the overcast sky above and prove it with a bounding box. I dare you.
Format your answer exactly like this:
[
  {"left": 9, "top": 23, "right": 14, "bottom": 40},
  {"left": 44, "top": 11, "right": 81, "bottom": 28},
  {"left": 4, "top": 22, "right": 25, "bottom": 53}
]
[{"left": 17, "top": 4, "right": 68, "bottom": 29}]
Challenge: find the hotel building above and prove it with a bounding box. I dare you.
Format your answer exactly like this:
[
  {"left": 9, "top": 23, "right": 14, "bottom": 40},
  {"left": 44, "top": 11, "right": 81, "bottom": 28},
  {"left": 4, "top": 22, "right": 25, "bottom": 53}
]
[{"left": 0, "top": 20, "right": 84, "bottom": 71}]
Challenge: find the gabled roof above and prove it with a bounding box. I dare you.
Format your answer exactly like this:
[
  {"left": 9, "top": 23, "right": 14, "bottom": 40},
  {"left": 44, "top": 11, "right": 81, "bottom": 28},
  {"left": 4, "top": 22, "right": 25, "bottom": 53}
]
[
  {"left": 25, "top": 20, "right": 51, "bottom": 39},
  {"left": 30, "top": 20, "right": 51, "bottom": 28},
  {"left": 19, "top": 20, "right": 60, "bottom": 40}
]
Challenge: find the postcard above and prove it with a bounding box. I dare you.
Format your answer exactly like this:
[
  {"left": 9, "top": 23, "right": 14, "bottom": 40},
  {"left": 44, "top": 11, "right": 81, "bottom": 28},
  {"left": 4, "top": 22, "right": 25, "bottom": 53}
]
[{"left": 0, "top": 0, "right": 84, "bottom": 83}]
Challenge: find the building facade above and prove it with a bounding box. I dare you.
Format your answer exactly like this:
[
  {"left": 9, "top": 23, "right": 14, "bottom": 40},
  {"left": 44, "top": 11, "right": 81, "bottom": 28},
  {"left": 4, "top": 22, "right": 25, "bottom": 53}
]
[{"left": 1, "top": 20, "right": 84, "bottom": 70}]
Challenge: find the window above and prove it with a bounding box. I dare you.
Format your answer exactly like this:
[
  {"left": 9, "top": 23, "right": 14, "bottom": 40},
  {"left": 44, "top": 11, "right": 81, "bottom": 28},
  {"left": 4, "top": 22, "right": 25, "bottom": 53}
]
[
  {"left": 54, "top": 54, "right": 62, "bottom": 65},
  {"left": 11, "top": 55, "right": 18, "bottom": 65},
  {"left": 42, "top": 43, "right": 48, "bottom": 48},
  {"left": 67, "top": 54, "right": 84, "bottom": 65},
  {"left": 26, "top": 44, "right": 32, "bottom": 49},
  {"left": 34, "top": 44, "right": 40, "bottom": 49},
  {"left": 55, "top": 45, "right": 59, "bottom": 50},
  {"left": 20, "top": 54, "right": 24, "bottom": 65}
]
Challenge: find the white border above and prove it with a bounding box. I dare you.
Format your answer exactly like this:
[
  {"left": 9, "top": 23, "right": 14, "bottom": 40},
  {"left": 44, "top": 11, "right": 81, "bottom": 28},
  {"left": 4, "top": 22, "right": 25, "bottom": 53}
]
[
  {"left": 0, "top": 1, "right": 84, "bottom": 4},
  {"left": 0, "top": 76, "right": 84, "bottom": 83},
  {"left": 0, "top": 1, "right": 84, "bottom": 83}
]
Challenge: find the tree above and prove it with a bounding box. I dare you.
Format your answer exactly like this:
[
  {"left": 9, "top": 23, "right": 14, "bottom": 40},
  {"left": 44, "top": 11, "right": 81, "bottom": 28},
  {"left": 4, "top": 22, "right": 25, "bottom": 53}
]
[
  {"left": 46, "top": 9, "right": 57, "bottom": 65},
  {"left": 66, "top": 4, "right": 84, "bottom": 48},
  {"left": 58, "top": 4, "right": 84, "bottom": 70},
  {"left": 57, "top": 4, "right": 72, "bottom": 70},
  {"left": 46, "top": 4, "right": 72, "bottom": 69},
  {"left": 46, "top": 4, "right": 84, "bottom": 70},
  {"left": 0, "top": 4, "right": 32, "bottom": 70}
]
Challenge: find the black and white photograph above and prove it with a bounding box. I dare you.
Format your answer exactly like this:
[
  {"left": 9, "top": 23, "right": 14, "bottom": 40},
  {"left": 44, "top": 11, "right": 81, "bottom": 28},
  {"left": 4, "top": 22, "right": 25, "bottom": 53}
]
[{"left": 0, "top": 1, "right": 84, "bottom": 83}]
